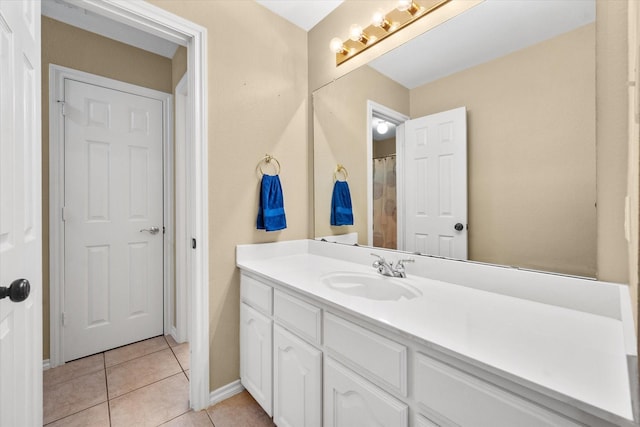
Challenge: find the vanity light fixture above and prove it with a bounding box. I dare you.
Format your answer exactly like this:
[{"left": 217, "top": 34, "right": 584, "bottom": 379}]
[{"left": 329, "top": 0, "right": 450, "bottom": 66}]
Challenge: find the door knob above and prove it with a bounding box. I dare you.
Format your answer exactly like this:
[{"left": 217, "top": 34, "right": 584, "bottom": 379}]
[
  {"left": 0, "top": 278, "right": 31, "bottom": 302},
  {"left": 454, "top": 223, "right": 464, "bottom": 231},
  {"left": 139, "top": 226, "right": 160, "bottom": 235}
]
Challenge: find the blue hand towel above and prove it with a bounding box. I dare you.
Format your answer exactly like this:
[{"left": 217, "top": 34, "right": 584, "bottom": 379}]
[
  {"left": 331, "top": 181, "right": 354, "bottom": 226},
  {"left": 257, "top": 174, "right": 287, "bottom": 232}
]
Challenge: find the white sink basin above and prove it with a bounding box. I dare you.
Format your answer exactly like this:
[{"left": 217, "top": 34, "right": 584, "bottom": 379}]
[{"left": 320, "top": 272, "right": 423, "bottom": 301}]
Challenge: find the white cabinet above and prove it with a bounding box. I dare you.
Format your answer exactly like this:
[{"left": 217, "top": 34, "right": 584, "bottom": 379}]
[
  {"left": 324, "top": 357, "right": 408, "bottom": 427},
  {"left": 273, "top": 324, "right": 322, "bottom": 427},
  {"left": 240, "top": 302, "right": 272, "bottom": 416},
  {"left": 238, "top": 271, "right": 595, "bottom": 427}
]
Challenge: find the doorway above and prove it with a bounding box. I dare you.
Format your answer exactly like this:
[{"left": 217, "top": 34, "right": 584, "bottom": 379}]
[
  {"left": 366, "top": 101, "right": 409, "bottom": 248},
  {"left": 44, "top": 0, "right": 210, "bottom": 411}
]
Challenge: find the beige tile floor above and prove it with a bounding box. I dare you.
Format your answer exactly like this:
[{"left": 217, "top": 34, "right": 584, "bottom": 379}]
[{"left": 43, "top": 335, "right": 274, "bottom": 427}]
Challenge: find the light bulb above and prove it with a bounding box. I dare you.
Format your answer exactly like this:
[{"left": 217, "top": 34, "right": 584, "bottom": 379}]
[
  {"left": 329, "top": 37, "right": 345, "bottom": 54},
  {"left": 377, "top": 121, "right": 389, "bottom": 134},
  {"left": 397, "top": 0, "right": 411, "bottom": 12},
  {"left": 349, "top": 24, "right": 363, "bottom": 42},
  {"left": 397, "top": 0, "right": 419, "bottom": 14},
  {"left": 372, "top": 10, "right": 391, "bottom": 31}
]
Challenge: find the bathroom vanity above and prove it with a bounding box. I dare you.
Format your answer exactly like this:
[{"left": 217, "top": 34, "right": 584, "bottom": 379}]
[{"left": 236, "top": 239, "right": 638, "bottom": 427}]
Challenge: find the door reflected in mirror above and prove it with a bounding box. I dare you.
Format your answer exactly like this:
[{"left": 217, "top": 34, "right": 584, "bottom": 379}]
[{"left": 313, "top": 0, "right": 596, "bottom": 277}]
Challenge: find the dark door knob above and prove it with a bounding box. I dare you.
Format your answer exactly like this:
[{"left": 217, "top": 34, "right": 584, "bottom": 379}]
[
  {"left": 454, "top": 223, "right": 464, "bottom": 231},
  {"left": 0, "top": 278, "right": 30, "bottom": 302}
]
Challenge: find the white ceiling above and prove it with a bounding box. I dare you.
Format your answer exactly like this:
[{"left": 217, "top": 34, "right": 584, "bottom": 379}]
[{"left": 255, "top": 0, "right": 344, "bottom": 31}]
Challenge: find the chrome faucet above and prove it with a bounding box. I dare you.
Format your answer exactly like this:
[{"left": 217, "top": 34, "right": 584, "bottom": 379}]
[{"left": 371, "top": 254, "right": 415, "bottom": 278}]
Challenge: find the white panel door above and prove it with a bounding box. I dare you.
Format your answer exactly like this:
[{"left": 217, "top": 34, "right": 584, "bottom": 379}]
[
  {"left": 63, "top": 79, "right": 164, "bottom": 361},
  {"left": 0, "top": 0, "right": 42, "bottom": 425},
  {"left": 240, "top": 302, "right": 273, "bottom": 416},
  {"left": 403, "top": 107, "right": 467, "bottom": 259},
  {"left": 273, "top": 324, "right": 322, "bottom": 427}
]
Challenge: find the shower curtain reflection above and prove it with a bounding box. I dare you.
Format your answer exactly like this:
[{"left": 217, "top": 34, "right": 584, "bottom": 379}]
[{"left": 372, "top": 156, "right": 397, "bottom": 249}]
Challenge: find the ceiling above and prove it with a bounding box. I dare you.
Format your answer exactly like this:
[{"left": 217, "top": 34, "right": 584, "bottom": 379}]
[{"left": 255, "top": 0, "right": 344, "bottom": 31}]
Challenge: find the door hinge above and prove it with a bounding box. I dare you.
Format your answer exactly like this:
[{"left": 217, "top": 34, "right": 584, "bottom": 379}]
[
  {"left": 192, "top": 238, "right": 196, "bottom": 249},
  {"left": 57, "top": 100, "right": 66, "bottom": 116},
  {"left": 163, "top": 226, "right": 166, "bottom": 234},
  {"left": 62, "top": 312, "right": 67, "bottom": 326},
  {"left": 62, "top": 206, "right": 67, "bottom": 221}
]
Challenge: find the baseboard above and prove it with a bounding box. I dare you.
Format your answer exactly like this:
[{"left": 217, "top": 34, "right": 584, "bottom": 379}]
[
  {"left": 209, "top": 380, "right": 244, "bottom": 407},
  {"left": 170, "top": 326, "right": 178, "bottom": 342},
  {"left": 43, "top": 359, "right": 50, "bottom": 371}
]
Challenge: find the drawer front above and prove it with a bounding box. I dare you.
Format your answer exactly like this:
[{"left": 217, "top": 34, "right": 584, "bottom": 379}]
[
  {"left": 415, "top": 353, "right": 581, "bottom": 427},
  {"left": 274, "top": 290, "right": 321, "bottom": 345},
  {"left": 240, "top": 274, "right": 272, "bottom": 315},
  {"left": 324, "top": 357, "right": 408, "bottom": 427},
  {"left": 324, "top": 312, "right": 407, "bottom": 396}
]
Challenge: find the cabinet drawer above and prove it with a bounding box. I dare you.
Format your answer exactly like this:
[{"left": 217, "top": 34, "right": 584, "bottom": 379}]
[
  {"left": 240, "top": 274, "right": 272, "bottom": 315},
  {"left": 415, "top": 353, "right": 581, "bottom": 427},
  {"left": 274, "top": 290, "right": 321, "bottom": 345},
  {"left": 324, "top": 357, "right": 408, "bottom": 427},
  {"left": 324, "top": 312, "right": 407, "bottom": 396}
]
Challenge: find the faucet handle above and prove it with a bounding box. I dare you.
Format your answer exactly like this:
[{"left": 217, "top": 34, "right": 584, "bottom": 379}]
[
  {"left": 370, "top": 253, "right": 385, "bottom": 261},
  {"left": 395, "top": 258, "right": 415, "bottom": 268}
]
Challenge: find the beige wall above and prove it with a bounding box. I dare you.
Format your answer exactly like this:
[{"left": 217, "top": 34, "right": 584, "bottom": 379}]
[
  {"left": 147, "top": 0, "right": 309, "bottom": 391},
  {"left": 410, "top": 24, "right": 596, "bottom": 277},
  {"left": 314, "top": 65, "right": 409, "bottom": 242},
  {"left": 628, "top": 0, "right": 640, "bottom": 336},
  {"left": 373, "top": 137, "right": 396, "bottom": 158},
  {"left": 597, "top": 0, "right": 630, "bottom": 284},
  {"left": 41, "top": 17, "right": 173, "bottom": 359}
]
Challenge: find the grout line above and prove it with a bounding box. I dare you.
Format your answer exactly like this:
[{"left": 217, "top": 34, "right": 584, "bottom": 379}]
[
  {"left": 108, "top": 371, "right": 185, "bottom": 402},
  {"left": 104, "top": 352, "right": 112, "bottom": 427},
  {"left": 43, "top": 402, "right": 108, "bottom": 427},
  {"left": 206, "top": 407, "right": 216, "bottom": 426},
  {"left": 104, "top": 338, "right": 171, "bottom": 369}
]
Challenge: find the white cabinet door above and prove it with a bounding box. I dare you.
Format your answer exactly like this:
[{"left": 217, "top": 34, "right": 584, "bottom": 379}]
[
  {"left": 324, "top": 357, "right": 408, "bottom": 427},
  {"left": 240, "top": 302, "right": 272, "bottom": 416},
  {"left": 273, "top": 324, "right": 322, "bottom": 427}
]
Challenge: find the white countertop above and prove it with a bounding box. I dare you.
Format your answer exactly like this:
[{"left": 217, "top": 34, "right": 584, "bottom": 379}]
[{"left": 236, "top": 240, "right": 636, "bottom": 422}]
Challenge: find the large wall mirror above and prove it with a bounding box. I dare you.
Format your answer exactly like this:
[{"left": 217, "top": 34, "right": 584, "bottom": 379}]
[{"left": 313, "top": 0, "right": 596, "bottom": 277}]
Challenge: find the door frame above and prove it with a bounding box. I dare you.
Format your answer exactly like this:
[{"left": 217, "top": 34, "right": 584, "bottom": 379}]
[
  {"left": 49, "top": 64, "right": 174, "bottom": 363},
  {"left": 174, "top": 72, "right": 189, "bottom": 343},
  {"left": 366, "top": 101, "right": 409, "bottom": 247},
  {"left": 47, "top": 0, "right": 210, "bottom": 410}
]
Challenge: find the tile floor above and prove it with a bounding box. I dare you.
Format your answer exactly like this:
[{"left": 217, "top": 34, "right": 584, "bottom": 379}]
[{"left": 43, "top": 335, "right": 275, "bottom": 427}]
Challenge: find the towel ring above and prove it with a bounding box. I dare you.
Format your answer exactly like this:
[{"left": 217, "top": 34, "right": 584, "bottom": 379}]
[
  {"left": 334, "top": 164, "right": 348, "bottom": 182},
  {"left": 258, "top": 154, "right": 281, "bottom": 176}
]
